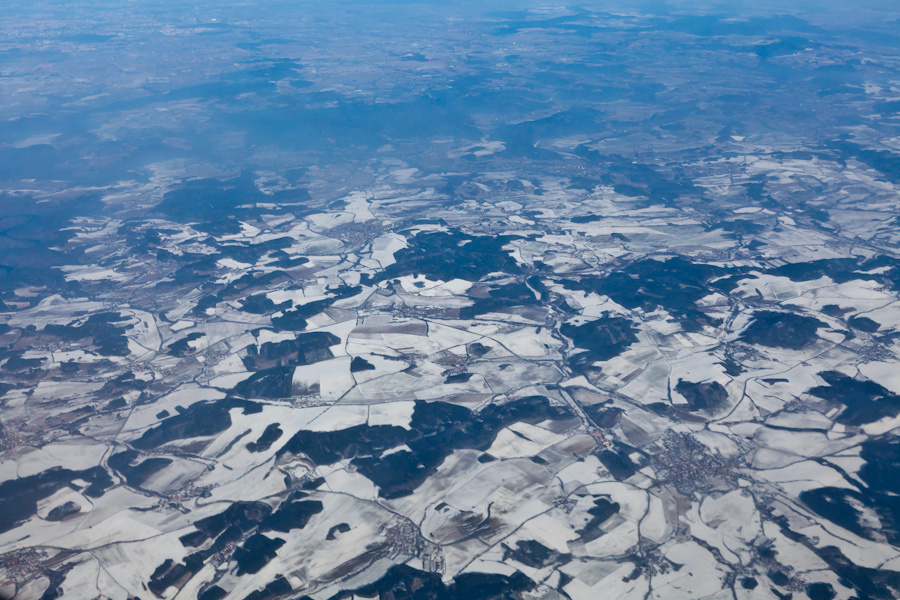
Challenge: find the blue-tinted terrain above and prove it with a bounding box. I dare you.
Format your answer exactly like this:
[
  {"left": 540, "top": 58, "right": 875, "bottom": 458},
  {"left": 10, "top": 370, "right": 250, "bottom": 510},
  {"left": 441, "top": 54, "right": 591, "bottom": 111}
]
[{"left": 1, "top": 1, "right": 900, "bottom": 599}]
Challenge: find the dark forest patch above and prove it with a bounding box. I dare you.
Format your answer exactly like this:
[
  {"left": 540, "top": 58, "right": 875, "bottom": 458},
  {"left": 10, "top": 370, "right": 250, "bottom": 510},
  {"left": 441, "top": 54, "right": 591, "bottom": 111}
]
[
  {"left": 459, "top": 281, "right": 545, "bottom": 319},
  {"left": 259, "top": 499, "right": 323, "bottom": 533},
  {"left": 832, "top": 141, "right": 900, "bottom": 184},
  {"left": 278, "top": 397, "right": 572, "bottom": 498},
  {"left": 234, "top": 533, "right": 285, "bottom": 575},
  {"left": 739, "top": 310, "right": 825, "bottom": 349},
  {"left": 561, "top": 257, "right": 742, "bottom": 332},
  {"left": 327, "top": 523, "right": 351, "bottom": 540},
  {"left": 240, "top": 293, "right": 291, "bottom": 315},
  {"left": 46, "top": 501, "right": 81, "bottom": 521},
  {"left": 182, "top": 501, "right": 272, "bottom": 547},
  {"left": 597, "top": 447, "right": 640, "bottom": 481},
  {"left": 577, "top": 497, "right": 621, "bottom": 542},
  {"left": 0, "top": 466, "right": 111, "bottom": 534},
  {"left": 330, "top": 564, "right": 534, "bottom": 600},
  {"left": 806, "top": 582, "right": 836, "bottom": 600},
  {"left": 243, "top": 332, "right": 339, "bottom": 370},
  {"left": 167, "top": 331, "right": 204, "bottom": 357},
  {"left": 242, "top": 576, "right": 293, "bottom": 600},
  {"left": 808, "top": 371, "right": 900, "bottom": 426},
  {"left": 365, "top": 230, "right": 522, "bottom": 283},
  {"left": 231, "top": 366, "right": 294, "bottom": 400},
  {"left": 350, "top": 356, "right": 375, "bottom": 372},
  {"left": 562, "top": 315, "right": 638, "bottom": 368},
  {"left": 770, "top": 258, "right": 863, "bottom": 283},
  {"left": 675, "top": 379, "right": 728, "bottom": 412},
  {"left": 848, "top": 315, "right": 880, "bottom": 332},
  {"left": 503, "top": 539, "right": 570, "bottom": 569},
  {"left": 247, "top": 423, "right": 283, "bottom": 453},
  {"left": 797, "top": 438, "right": 900, "bottom": 597},
  {"left": 132, "top": 399, "right": 261, "bottom": 449},
  {"left": 108, "top": 450, "right": 172, "bottom": 488},
  {"left": 44, "top": 312, "right": 131, "bottom": 356},
  {"left": 269, "top": 286, "right": 361, "bottom": 331}
]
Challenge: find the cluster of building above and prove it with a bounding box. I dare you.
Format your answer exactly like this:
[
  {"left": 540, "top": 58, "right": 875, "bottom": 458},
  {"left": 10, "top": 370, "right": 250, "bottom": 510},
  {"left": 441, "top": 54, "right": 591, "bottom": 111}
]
[
  {"left": 553, "top": 495, "right": 576, "bottom": 514},
  {"left": 421, "top": 544, "right": 445, "bottom": 575},
  {"left": 382, "top": 519, "right": 446, "bottom": 574},
  {"left": 155, "top": 483, "right": 214, "bottom": 513},
  {"left": 384, "top": 520, "right": 421, "bottom": 559},
  {"left": 0, "top": 419, "right": 29, "bottom": 453},
  {"left": 589, "top": 428, "right": 613, "bottom": 447},
  {"left": 329, "top": 221, "right": 384, "bottom": 245},
  {"left": 0, "top": 548, "right": 48, "bottom": 583},
  {"left": 652, "top": 432, "right": 737, "bottom": 494}
]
